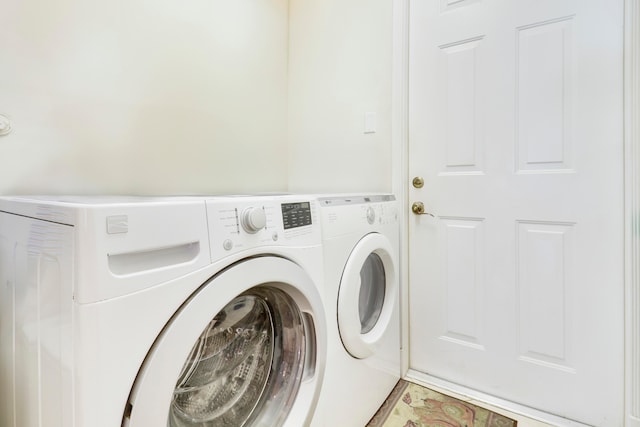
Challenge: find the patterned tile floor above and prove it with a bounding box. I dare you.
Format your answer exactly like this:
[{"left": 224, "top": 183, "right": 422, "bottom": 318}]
[{"left": 367, "top": 380, "right": 517, "bottom": 427}]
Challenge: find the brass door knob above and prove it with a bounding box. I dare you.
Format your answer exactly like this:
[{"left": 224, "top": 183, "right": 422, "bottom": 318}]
[{"left": 411, "top": 201, "right": 434, "bottom": 217}]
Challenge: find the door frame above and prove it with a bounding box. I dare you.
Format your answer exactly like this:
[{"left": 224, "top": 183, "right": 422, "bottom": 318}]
[
  {"left": 391, "top": 1, "right": 640, "bottom": 425},
  {"left": 624, "top": 1, "right": 640, "bottom": 426}
]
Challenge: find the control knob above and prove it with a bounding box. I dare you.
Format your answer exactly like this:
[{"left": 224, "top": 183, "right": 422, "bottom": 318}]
[
  {"left": 241, "top": 207, "right": 266, "bottom": 233},
  {"left": 366, "top": 206, "right": 376, "bottom": 224}
]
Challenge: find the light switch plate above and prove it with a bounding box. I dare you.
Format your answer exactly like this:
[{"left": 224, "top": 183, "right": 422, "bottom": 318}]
[{"left": 364, "top": 112, "right": 377, "bottom": 134}]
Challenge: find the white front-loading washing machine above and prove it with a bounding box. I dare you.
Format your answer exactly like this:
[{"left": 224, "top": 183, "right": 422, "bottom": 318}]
[
  {"left": 0, "top": 195, "right": 326, "bottom": 427},
  {"left": 313, "top": 194, "right": 401, "bottom": 427}
]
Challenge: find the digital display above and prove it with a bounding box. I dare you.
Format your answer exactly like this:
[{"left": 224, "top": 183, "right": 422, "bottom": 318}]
[{"left": 281, "top": 202, "right": 312, "bottom": 229}]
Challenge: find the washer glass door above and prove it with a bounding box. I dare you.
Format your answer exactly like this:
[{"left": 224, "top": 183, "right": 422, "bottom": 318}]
[
  {"left": 358, "top": 253, "right": 386, "bottom": 334},
  {"left": 338, "top": 233, "right": 397, "bottom": 359},
  {"left": 170, "top": 287, "right": 305, "bottom": 427},
  {"left": 123, "top": 257, "right": 324, "bottom": 427}
]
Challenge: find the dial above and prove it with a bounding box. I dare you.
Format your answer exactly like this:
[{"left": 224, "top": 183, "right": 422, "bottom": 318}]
[
  {"left": 241, "top": 207, "right": 267, "bottom": 233},
  {"left": 366, "top": 206, "right": 376, "bottom": 224}
]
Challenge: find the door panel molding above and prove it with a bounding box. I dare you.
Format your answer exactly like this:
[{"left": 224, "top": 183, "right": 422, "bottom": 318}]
[
  {"left": 625, "top": 0, "right": 640, "bottom": 425},
  {"left": 515, "top": 16, "right": 574, "bottom": 173}
]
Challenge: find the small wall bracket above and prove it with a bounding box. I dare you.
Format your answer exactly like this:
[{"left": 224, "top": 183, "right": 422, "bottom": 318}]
[{"left": 0, "top": 114, "right": 12, "bottom": 136}]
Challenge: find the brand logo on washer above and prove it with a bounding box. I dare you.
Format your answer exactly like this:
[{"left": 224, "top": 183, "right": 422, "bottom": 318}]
[{"left": 106, "top": 215, "right": 128, "bottom": 234}]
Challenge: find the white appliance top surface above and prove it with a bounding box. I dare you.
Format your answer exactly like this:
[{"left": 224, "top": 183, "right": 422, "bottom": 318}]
[
  {"left": 0, "top": 194, "right": 299, "bottom": 222},
  {"left": 0, "top": 194, "right": 290, "bottom": 205}
]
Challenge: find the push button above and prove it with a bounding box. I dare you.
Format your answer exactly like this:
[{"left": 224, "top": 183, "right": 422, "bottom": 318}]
[{"left": 106, "top": 215, "right": 128, "bottom": 234}]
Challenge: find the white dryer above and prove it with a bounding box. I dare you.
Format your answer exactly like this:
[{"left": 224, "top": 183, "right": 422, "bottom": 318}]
[
  {"left": 0, "top": 195, "right": 326, "bottom": 427},
  {"left": 314, "top": 194, "right": 401, "bottom": 427}
]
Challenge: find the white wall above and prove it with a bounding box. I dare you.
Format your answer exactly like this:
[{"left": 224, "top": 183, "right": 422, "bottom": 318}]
[
  {"left": 0, "top": 0, "right": 289, "bottom": 195},
  {"left": 287, "top": 0, "right": 394, "bottom": 193}
]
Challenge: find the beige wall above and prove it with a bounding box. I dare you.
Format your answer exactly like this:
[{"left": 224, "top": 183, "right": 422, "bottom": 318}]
[
  {"left": 287, "top": 0, "right": 394, "bottom": 193},
  {"left": 0, "top": 0, "right": 289, "bottom": 195},
  {"left": 0, "top": 0, "right": 395, "bottom": 196}
]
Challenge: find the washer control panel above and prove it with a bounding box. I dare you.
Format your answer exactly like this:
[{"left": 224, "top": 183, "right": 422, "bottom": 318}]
[
  {"left": 282, "top": 201, "right": 313, "bottom": 229},
  {"left": 206, "top": 197, "right": 320, "bottom": 260},
  {"left": 317, "top": 195, "right": 398, "bottom": 238}
]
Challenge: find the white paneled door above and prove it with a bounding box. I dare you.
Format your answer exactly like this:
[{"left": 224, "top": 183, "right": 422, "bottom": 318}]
[{"left": 408, "top": 1, "right": 624, "bottom": 425}]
